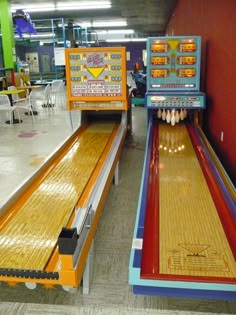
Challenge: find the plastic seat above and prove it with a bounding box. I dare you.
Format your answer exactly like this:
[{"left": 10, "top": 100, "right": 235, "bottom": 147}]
[
  {"left": 8, "top": 86, "right": 35, "bottom": 122},
  {"left": 0, "top": 94, "right": 21, "bottom": 124},
  {"left": 50, "top": 80, "right": 65, "bottom": 107},
  {"left": 8, "top": 85, "right": 28, "bottom": 103},
  {"left": 28, "top": 84, "right": 52, "bottom": 110}
]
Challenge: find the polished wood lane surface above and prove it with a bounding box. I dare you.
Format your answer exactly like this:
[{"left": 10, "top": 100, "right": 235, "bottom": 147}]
[
  {"left": 0, "top": 123, "right": 115, "bottom": 270},
  {"left": 159, "top": 123, "right": 236, "bottom": 278}
]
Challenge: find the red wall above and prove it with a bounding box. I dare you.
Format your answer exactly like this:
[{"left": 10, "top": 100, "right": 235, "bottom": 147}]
[{"left": 166, "top": 0, "right": 236, "bottom": 185}]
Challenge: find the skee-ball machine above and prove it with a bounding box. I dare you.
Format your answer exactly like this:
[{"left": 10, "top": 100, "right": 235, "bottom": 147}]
[
  {"left": 129, "top": 36, "right": 236, "bottom": 300},
  {"left": 0, "top": 47, "right": 127, "bottom": 293}
]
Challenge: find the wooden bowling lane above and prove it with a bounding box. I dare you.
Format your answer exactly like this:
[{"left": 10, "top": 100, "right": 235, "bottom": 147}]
[
  {"left": 141, "top": 122, "right": 236, "bottom": 282},
  {"left": 0, "top": 123, "right": 116, "bottom": 271}
]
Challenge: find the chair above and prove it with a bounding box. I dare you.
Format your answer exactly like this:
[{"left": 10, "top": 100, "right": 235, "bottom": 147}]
[
  {"left": 50, "top": 80, "right": 65, "bottom": 107},
  {"left": 8, "top": 85, "right": 27, "bottom": 103},
  {"left": 0, "top": 94, "right": 21, "bottom": 124},
  {"left": 8, "top": 86, "right": 35, "bottom": 122},
  {"left": 51, "top": 79, "right": 64, "bottom": 91},
  {"left": 28, "top": 84, "right": 52, "bottom": 110}
]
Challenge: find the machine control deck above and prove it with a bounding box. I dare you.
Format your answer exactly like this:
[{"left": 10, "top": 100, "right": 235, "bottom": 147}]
[{"left": 146, "top": 92, "right": 205, "bottom": 109}]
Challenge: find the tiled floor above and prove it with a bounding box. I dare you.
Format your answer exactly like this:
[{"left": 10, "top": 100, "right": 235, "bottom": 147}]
[
  {"left": 0, "top": 92, "right": 236, "bottom": 314},
  {"left": 0, "top": 105, "right": 81, "bottom": 206}
]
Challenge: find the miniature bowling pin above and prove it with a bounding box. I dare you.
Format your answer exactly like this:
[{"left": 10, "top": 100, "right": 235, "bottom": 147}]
[
  {"left": 162, "top": 109, "right": 166, "bottom": 120},
  {"left": 175, "top": 110, "right": 180, "bottom": 123},
  {"left": 171, "top": 110, "right": 175, "bottom": 126},
  {"left": 166, "top": 110, "right": 171, "bottom": 123},
  {"left": 180, "top": 109, "right": 184, "bottom": 120}
]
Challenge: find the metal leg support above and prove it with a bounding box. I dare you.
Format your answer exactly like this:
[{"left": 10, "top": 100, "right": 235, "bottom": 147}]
[
  {"left": 82, "top": 240, "right": 94, "bottom": 294},
  {"left": 113, "top": 161, "right": 119, "bottom": 186}
]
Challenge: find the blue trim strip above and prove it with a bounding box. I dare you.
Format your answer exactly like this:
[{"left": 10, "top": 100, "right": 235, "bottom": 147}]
[
  {"left": 133, "top": 285, "right": 236, "bottom": 300},
  {"left": 129, "top": 116, "right": 153, "bottom": 273},
  {"left": 137, "top": 116, "right": 153, "bottom": 229}
]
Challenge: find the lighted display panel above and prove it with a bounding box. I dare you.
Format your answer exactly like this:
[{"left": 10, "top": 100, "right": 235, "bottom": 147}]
[
  {"left": 146, "top": 36, "right": 201, "bottom": 92},
  {"left": 65, "top": 47, "right": 127, "bottom": 110},
  {"left": 145, "top": 92, "right": 205, "bottom": 109}
]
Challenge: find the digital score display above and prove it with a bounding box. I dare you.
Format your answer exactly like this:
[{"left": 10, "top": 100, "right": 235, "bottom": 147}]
[
  {"left": 146, "top": 36, "right": 202, "bottom": 92},
  {"left": 65, "top": 47, "right": 127, "bottom": 110},
  {"left": 68, "top": 51, "right": 123, "bottom": 97}
]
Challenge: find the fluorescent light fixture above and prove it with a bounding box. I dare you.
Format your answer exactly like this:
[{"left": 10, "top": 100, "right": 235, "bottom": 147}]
[
  {"left": 15, "top": 33, "right": 55, "bottom": 38},
  {"left": 106, "top": 38, "right": 147, "bottom": 42},
  {"left": 11, "top": 1, "right": 111, "bottom": 13},
  {"left": 106, "top": 38, "right": 131, "bottom": 43},
  {"left": 92, "top": 29, "right": 134, "bottom": 35},
  {"left": 11, "top": 4, "right": 55, "bottom": 12},
  {"left": 107, "top": 29, "right": 134, "bottom": 34},
  {"left": 34, "top": 26, "right": 55, "bottom": 30},
  {"left": 78, "top": 20, "right": 127, "bottom": 28},
  {"left": 23, "top": 8, "right": 55, "bottom": 12},
  {"left": 131, "top": 38, "right": 147, "bottom": 42},
  {"left": 58, "top": 23, "right": 68, "bottom": 28},
  {"left": 79, "top": 22, "right": 92, "bottom": 28},
  {"left": 57, "top": 1, "right": 111, "bottom": 10},
  {"left": 93, "top": 20, "right": 127, "bottom": 27}
]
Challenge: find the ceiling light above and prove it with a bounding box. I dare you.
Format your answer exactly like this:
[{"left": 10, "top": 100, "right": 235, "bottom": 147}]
[
  {"left": 131, "top": 38, "right": 147, "bottom": 42},
  {"left": 57, "top": 1, "right": 111, "bottom": 10},
  {"left": 106, "top": 39, "right": 131, "bottom": 43},
  {"left": 78, "top": 20, "right": 127, "bottom": 28},
  {"left": 11, "top": 4, "right": 55, "bottom": 12},
  {"left": 78, "top": 22, "right": 92, "bottom": 28},
  {"left": 11, "top": 1, "right": 111, "bottom": 13},
  {"left": 107, "top": 29, "right": 134, "bottom": 34},
  {"left": 106, "top": 38, "right": 147, "bottom": 42},
  {"left": 15, "top": 33, "right": 55, "bottom": 38},
  {"left": 93, "top": 29, "right": 134, "bottom": 35},
  {"left": 93, "top": 20, "right": 127, "bottom": 27}
]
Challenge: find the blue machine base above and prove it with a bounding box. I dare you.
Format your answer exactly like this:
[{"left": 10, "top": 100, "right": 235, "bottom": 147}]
[{"left": 132, "top": 285, "right": 236, "bottom": 301}]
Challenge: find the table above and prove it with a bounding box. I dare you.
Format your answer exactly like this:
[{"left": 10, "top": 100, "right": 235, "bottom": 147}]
[
  {"left": 17, "top": 85, "right": 42, "bottom": 91},
  {"left": 0, "top": 89, "right": 24, "bottom": 124},
  {"left": 30, "top": 80, "right": 52, "bottom": 86},
  {"left": 17, "top": 85, "right": 42, "bottom": 115}
]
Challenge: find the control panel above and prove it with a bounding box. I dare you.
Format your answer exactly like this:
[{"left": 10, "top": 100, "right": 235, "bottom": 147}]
[
  {"left": 65, "top": 47, "right": 127, "bottom": 110},
  {"left": 146, "top": 92, "right": 205, "bottom": 109}
]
